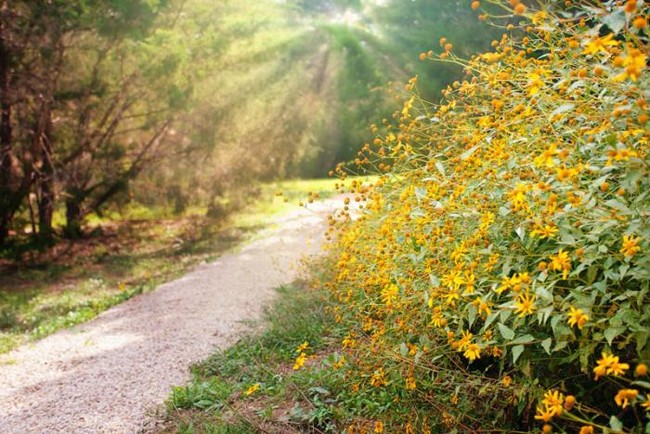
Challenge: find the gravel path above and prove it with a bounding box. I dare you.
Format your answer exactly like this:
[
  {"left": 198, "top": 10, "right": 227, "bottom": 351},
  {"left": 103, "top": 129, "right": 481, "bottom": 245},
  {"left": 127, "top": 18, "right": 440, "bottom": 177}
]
[{"left": 0, "top": 200, "right": 340, "bottom": 434}]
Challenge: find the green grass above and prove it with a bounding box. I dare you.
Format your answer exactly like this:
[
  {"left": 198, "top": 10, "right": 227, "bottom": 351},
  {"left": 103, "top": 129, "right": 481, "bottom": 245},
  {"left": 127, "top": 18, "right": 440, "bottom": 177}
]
[{"left": 163, "top": 281, "right": 347, "bottom": 434}]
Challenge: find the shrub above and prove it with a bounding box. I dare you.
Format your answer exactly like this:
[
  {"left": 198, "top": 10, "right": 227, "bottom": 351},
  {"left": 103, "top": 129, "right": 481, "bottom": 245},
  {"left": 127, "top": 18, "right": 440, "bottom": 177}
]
[{"left": 323, "top": 0, "right": 649, "bottom": 432}]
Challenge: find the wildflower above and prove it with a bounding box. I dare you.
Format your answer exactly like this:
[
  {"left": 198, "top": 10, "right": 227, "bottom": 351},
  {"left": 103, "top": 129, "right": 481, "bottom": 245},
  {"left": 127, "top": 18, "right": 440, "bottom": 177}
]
[
  {"left": 405, "top": 376, "right": 416, "bottom": 390},
  {"left": 534, "top": 144, "right": 557, "bottom": 168},
  {"left": 370, "top": 368, "right": 387, "bottom": 387},
  {"left": 633, "top": 16, "right": 647, "bottom": 30},
  {"left": 296, "top": 341, "right": 309, "bottom": 353},
  {"left": 609, "top": 357, "right": 631, "bottom": 377},
  {"left": 620, "top": 234, "right": 641, "bottom": 257},
  {"left": 374, "top": 421, "right": 384, "bottom": 433},
  {"left": 464, "top": 343, "right": 481, "bottom": 361},
  {"left": 635, "top": 363, "right": 648, "bottom": 377},
  {"left": 530, "top": 222, "right": 559, "bottom": 239},
  {"left": 342, "top": 334, "right": 356, "bottom": 349},
  {"left": 614, "top": 389, "right": 638, "bottom": 408},
  {"left": 333, "top": 356, "right": 346, "bottom": 370},
  {"left": 502, "top": 375, "right": 512, "bottom": 387},
  {"left": 534, "top": 405, "right": 555, "bottom": 423},
  {"left": 381, "top": 284, "right": 399, "bottom": 307},
  {"left": 244, "top": 383, "right": 260, "bottom": 396},
  {"left": 514, "top": 292, "right": 536, "bottom": 317},
  {"left": 457, "top": 330, "right": 474, "bottom": 351},
  {"left": 579, "top": 427, "right": 594, "bottom": 434},
  {"left": 542, "top": 390, "right": 565, "bottom": 416},
  {"left": 613, "top": 49, "right": 647, "bottom": 82},
  {"left": 564, "top": 395, "right": 576, "bottom": 411},
  {"left": 549, "top": 249, "right": 571, "bottom": 279},
  {"left": 594, "top": 352, "right": 629, "bottom": 380},
  {"left": 567, "top": 306, "right": 589, "bottom": 330},
  {"left": 293, "top": 352, "right": 307, "bottom": 370},
  {"left": 583, "top": 33, "right": 620, "bottom": 56},
  {"left": 556, "top": 166, "right": 579, "bottom": 182}
]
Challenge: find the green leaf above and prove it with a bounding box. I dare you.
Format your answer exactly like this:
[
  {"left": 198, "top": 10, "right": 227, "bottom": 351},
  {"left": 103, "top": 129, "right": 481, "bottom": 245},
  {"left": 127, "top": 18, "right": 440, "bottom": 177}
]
[
  {"left": 631, "top": 381, "right": 650, "bottom": 390},
  {"left": 512, "top": 334, "right": 534, "bottom": 345},
  {"left": 515, "top": 225, "right": 525, "bottom": 241},
  {"left": 461, "top": 145, "right": 479, "bottom": 161},
  {"left": 550, "top": 103, "right": 575, "bottom": 117},
  {"left": 541, "top": 337, "right": 552, "bottom": 355},
  {"left": 467, "top": 305, "right": 477, "bottom": 329},
  {"left": 602, "top": 9, "right": 626, "bottom": 34},
  {"left": 604, "top": 326, "right": 626, "bottom": 346},
  {"left": 609, "top": 415, "right": 623, "bottom": 432},
  {"left": 499, "top": 323, "right": 515, "bottom": 340},
  {"left": 512, "top": 344, "right": 524, "bottom": 364},
  {"left": 637, "top": 330, "right": 649, "bottom": 352}
]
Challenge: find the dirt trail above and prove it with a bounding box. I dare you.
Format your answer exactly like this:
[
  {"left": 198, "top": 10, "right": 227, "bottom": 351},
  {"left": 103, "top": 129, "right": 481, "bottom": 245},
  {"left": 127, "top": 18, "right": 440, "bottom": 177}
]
[{"left": 0, "top": 200, "right": 341, "bottom": 434}]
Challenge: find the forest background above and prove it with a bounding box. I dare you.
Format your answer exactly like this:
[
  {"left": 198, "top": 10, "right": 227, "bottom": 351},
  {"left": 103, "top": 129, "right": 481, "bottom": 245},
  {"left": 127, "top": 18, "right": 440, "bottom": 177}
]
[{"left": 0, "top": 0, "right": 500, "bottom": 248}]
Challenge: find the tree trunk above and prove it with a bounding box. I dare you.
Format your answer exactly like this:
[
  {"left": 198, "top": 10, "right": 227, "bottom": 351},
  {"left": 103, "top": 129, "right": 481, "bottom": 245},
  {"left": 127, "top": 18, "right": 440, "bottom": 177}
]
[
  {"left": 64, "top": 195, "right": 83, "bottom": 239},
  {"left": 0, "top": 14, "right": 14, "bottom": 247},
  {"left": 36, "top": 102, "right": 55, "bottom": 243}
]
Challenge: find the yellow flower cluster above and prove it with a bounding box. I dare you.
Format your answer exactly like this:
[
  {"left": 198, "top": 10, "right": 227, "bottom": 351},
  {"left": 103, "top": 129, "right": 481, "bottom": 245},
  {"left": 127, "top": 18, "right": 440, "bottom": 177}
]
[{"left": 320, "top": 0, "right": 649, "bottom": 430}]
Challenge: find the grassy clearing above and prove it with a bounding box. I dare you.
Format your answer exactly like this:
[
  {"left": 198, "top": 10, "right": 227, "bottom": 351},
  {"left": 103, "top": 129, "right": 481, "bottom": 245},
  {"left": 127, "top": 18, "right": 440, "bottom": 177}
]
[
  {"left": 162, "top": 281, "right": 347, "bottom": 434},
  {"left": 0, "top": 176, "right": 371, "bottom": 355}
]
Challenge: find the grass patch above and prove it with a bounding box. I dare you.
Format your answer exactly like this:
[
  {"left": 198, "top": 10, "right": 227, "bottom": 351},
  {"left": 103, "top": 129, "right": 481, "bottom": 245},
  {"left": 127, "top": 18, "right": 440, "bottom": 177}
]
[
  {"left": 162, "top": 281, "right": 349, "bottom": 434},
  {"left": 0, "top": 217, "right": 253, "bottom": 354}
]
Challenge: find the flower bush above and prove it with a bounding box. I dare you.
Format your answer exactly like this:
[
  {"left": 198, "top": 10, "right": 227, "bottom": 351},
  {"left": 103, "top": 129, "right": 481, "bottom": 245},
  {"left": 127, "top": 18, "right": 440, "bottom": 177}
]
[{"left": 322, "top": 0, "right": 649, "bottom": 431}]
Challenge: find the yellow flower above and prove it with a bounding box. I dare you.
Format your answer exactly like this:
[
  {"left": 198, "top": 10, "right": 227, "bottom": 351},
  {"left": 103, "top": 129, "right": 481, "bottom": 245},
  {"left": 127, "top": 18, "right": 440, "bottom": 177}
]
[
  {"left": 514, "top": 292, "right": 536, "bottom": 317},
  {"left": 583, "top": 33, "right": 620, "bottom": 55},
  {"left": 528, "top": 72, "right": 545, "bottom": 96},
  {"left": 405, "top": 376, "right": 416, "bottom": 390},
  {"left": 296, "top": 341, "right": 309, "bottom": 353},
  {"left": 549, "top": 249, "right": 571, "bottom": 279},
  {"left": 614, "top": 389, "right": 638, "bottom": 408},
  {"left": 457, "top": 330, "right": 474, "bottom": 351},
  {"left": 502, "top": 375, "right": 512, "bottom": 387},
  {"left": 381, "top": 284, "right": 399, "bottom": 307},
  {"left": 635, "top": 363, "right": 648, "bottom": 377},
  {"left": 534, "top": 145, "right": 557, "bottom": 168},
  {"left": 370, "top": 368, "right": 387, "bottom": 387},
  {"left": 567, "top": 306, "right": 589, "bottom": 330},
  {"left": 244, "top": 383, "right": 260, "bottom": 396},
  {"left": 613, "top": 48, "right": 647, "bottom": 82},
  {"left": 534, "top": 405, "right": 555, "bottom": 423},
  {"left": 594, "top": 352, "right": 629, "bottom": 380},
  {"left": 374, "top": 421, "right": 384, "bottom": 433},
  {"left": 620, "top": 234, "right": 641, "bottom": 257},
  {"left": 530, "top": 222, "right": 559, "bottom": 239},
  {"left": 609, "top": 358, "right": 630, "bottom": 377},
  {"left": 293, "top": 352, "right": 308, "bottom": 370},
  {"left": 542, "top": 390, "right": 564, "bottom": 417},
  {"left": 464, "top": 343, "right": 481, "bottom": 361}
]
